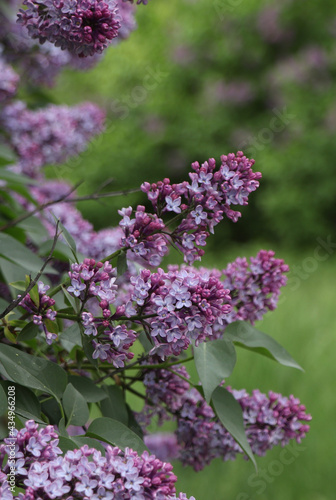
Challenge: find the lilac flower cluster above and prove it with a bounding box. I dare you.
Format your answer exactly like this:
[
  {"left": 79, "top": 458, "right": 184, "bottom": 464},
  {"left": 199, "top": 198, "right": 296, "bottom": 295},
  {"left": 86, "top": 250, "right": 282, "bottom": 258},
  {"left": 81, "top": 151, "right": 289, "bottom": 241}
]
[
  {"left": 18, "top": 281, "right": 58, "bottom": 344},
  {"left": 139, "top": 366, "right": 311, "bottom": 471},
  {"left": 115, "top": 0, "right": 136, "bottom": 40},
  {"left": 67, "top": 259, "right": 136, "bottom": 367},
  {"left": 0, "top": 420, "right": 196, "bottom": 499},
  {"left": 17, "top": 0, "right": 121, "bottom": 57},
  {"left": 1, "top": 100, "right": 105, "bottom": 177},
  {"left": 126, "top": 266, "right": 232, "bottom": 357},
  {"left": 139, "top": 152, "right": 261, "bottom": 263},
  {"left": 222, "top": 249, "right": 289, "bottom": 325},
  {"left": 0, "top": 58, "right": 19, "bottom": 104}
]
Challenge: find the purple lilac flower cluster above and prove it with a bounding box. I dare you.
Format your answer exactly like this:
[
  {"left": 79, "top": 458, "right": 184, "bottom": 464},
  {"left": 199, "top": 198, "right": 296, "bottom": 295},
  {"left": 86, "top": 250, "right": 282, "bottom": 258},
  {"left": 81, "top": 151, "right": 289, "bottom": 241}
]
[
  {"left": 125, "top": 266, "right": 232, "bottom": 357},
  {"left": 138, "top": 152, "right": 261, "bottom": 264},
  {"left": 0, "top": 420, "right": 196, "bottom": 500},
  {"left": 1, "top": 100, "right": 105, "bottom": 177},
  {"left": 17, "top": 0, "right": 121, "bottom": 57},
  {"left": 0, "top": 57, "right": 19, "bottom": 103},
  {"left": 18, "top": 281, "right": 58, "bottom": 344},
  {"left": 139, "top": 366, "right": 311, "bottom": 471},
  {"left": 67, "top": 259, "right": 136, "bottom": 367},
  {"left": 221, "top": 249, "right": 289, "bottom": 325}
]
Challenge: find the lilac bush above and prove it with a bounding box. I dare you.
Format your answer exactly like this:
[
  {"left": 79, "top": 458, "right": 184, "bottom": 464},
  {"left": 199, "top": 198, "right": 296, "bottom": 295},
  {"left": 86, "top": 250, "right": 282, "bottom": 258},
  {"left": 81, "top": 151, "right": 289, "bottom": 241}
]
[{"left": 0, "top": 1, "right": 311, "bottom": 499}]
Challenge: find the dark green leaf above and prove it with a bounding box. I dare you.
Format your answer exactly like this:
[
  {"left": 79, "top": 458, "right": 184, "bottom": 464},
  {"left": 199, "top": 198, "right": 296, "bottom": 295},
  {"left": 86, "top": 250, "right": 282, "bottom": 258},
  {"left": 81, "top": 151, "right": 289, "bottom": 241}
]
[
  {"left": 82, "top": 332, "right": 98, "bottom": 367},
  {"left": 63, "top": 383, "right": 90, "bottom": 427},
  {"left": 86, "top": 417, "right": 148, "bottom": 454},
  {"left": 60, "top": 323, "right": 82, "bottom": 351},
  {"left": 18, "top": 217, "right": 49, "bottom": 246},
  {"left": 138, "top": 331, "right": 153, "bottom": 352},
  {"left": 41, "top": 398, "right": 62, "bottom": 425},
  {"left": 0, "top": 233, "right": 57, "bottom": 275},
  {"left": 194, "top": 339, "right": 237, "bottom": 403},
  {"left": 126, "top": 404, "right": 143, "bottom": 439},
  {"left": 212, "top": 386, "right": 257, "bottom": 470},
  {"left": 0, "top": 344, "right": 67, "bottom": 400},
  {"left": 100, "top": 386, "right": 129, "bottom": 425},
  {"left": 225, "top": 321, "right": 303, "bottom": 371},
  {"left": 0, "top": 385, "right": 6, "bottom": 416},
  {"left": 17, "top": 322, "right": 40, "bottom": 342},
  {"left": 68, "top": 375, "right": 105, "bottom": 403}
]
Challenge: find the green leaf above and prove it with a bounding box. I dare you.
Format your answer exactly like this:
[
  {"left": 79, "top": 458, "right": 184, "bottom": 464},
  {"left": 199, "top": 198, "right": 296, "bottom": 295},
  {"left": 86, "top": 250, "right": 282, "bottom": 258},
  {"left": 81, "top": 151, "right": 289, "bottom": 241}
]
[
  {"left": 0, "top": 385, "right": 6, "bottom": 416},
  {"left": 0, "top": 143, "right": 16, "bottom": 165},
  {"left": 62, "top": 286, "right": 80, "bottom": 313},
  {"left": 194, "top": 339, "right": 237, "bottom": 403},
  {"left": 117, "top": 250, "right": 128, "bottom": 277},
  {"left": 0, "top": 232, "right": 57, "bottom": 275},
  {"left": 100, "top": 386, "right": 129, "bottom": 424},
  {"left": 29, "top": 283, "right": 40, "bottom": 308},
  {"left": 60, "top": 323, "right": 82, "bottom": 352},
  {"left": 41, "top": 398, "right": 62, "bottom": 425},
  {"left": 138, "top": 331, "right": 153, "bottom": 353},
  {"left": 17, "top": 322, "right": 40, "bottom": 342},
  {"left": 225, "top": 321, "right": 303, "bottom": 371},
  {"left": 86, "top": 417, "right": 148, "bottom": 454},
  {"left": 126, "top": 404, "right": 144, "bottom": 439},
  {"left": 18, "top": 217, "right": 49, "bottom": 246},
  {"left": 0, "top": 344, "right": 67, "bottom": 401},
  {"left": 212, "top": 386, "right": 257, "bottom": 470},
  {"left": 63, "top": 383, "right": 90, "bottom": 427},
  {"left": 68, "top": 375, "right": 106, "bottom": 403},
  {"left": 9, "top": 281, "right": 26, "bottom": 292}
]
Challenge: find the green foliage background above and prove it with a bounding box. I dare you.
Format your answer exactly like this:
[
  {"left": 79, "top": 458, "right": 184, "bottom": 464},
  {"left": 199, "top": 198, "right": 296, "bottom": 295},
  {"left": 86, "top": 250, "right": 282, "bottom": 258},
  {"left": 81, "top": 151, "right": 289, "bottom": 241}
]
[
  {"left": 24, "top": 0, "right": 336, "bottom": 498},
  {"left": 44, "top": 0, "right": 336, "bottom": 249}
]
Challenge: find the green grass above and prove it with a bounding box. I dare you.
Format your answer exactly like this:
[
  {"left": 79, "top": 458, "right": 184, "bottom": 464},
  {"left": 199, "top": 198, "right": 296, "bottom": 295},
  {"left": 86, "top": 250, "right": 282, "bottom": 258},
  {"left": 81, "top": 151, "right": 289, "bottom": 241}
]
[{"left": 169, "top": 246, "right": 336, "bottom": 500}]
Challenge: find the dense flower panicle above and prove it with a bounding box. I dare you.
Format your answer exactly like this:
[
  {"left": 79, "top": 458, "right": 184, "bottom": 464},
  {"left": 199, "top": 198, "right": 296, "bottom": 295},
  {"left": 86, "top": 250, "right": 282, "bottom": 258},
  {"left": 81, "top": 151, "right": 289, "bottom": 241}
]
[
  {"left": 18, "top": 281, "right": 58, "bottom": 344},
  {"left": 17, "top": 0, "right": 121, "bottom": 57},
  {"left": 221, "top": 249, "right": 289, "bottom": 325},
  {"left": 0, "top": 421, "right": 196, "bottom": 499},
  {"left": 125, "top": 267, "right": 232, "bottom": 357},
  {"left": 140, "top": 152, "right": 261, "bottom": 263},
  {"left": 139, "top": 367, "right": 311, "bottom": 471},
  {"left": 1, "top": 101, "right": 105, "bottom": 176},
  {"left": 176, "top": 387, "right": 311, "bottom": 470},
  {"left": 0, "top": 58, "right": 19, "bottom": 103}
]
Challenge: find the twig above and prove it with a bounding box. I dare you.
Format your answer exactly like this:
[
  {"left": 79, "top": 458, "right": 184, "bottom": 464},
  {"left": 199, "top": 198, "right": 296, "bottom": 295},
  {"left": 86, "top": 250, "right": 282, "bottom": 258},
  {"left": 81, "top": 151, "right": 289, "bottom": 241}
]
[
  {"left": 0, "top": 222, "right": 61, "bottom": 319},
  {"left": 0, "top": 184, "right": 140, "bottom": 232},
  {"left": 0, "top": 183, "right": 82, "bottom": 231}
]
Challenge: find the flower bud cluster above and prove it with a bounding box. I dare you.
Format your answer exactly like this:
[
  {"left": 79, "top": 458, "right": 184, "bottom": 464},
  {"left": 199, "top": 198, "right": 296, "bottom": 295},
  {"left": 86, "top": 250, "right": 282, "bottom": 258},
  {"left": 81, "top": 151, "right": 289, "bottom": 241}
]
[
  {"left": 19, "top": 281, "right": 58, "bottom": 344},
  {"left": 139, "top": 152, "right": 261, "bottom": 263},
  {"left": 0, "top": 420, "right": 196, "bottom": 500},
  {"left": 17, "top": 0, "right": 121, "bottom": 57},
  {"left": 1, "top": 100, "right": 105, "bottom": 177}
]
